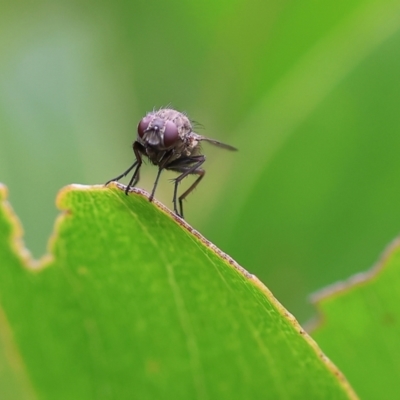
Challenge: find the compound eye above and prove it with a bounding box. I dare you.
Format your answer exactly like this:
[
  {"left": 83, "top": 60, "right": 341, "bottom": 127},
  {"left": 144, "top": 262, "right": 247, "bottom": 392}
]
[
  {"left": 163, "top": 121, "right": 179, "bottom": 147},
  {"left": 137, "top": 116, "right": 151, "bottom": 138}
]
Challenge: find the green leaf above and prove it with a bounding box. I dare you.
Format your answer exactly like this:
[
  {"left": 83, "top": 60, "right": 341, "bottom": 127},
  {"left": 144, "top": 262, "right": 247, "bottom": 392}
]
[
  {"left": 311, "top": 240, "right": 400, "bottom": 399},
  {"left": 0, "top": 182, "right": 356, "bottom": 399}
]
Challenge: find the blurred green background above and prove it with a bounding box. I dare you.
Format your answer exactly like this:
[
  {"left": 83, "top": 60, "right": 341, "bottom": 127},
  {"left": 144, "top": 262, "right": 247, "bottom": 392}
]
[{"left": 1, "top": 0, "right": 400, "bottom": 322}]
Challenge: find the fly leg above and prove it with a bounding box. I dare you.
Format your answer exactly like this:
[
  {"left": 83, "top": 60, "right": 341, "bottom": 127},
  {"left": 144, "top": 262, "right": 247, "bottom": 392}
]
[
  {"left": 149, "top": 168, "right": 162, "bottom": 202},
  {"left": 167, "top": 155, "right": 206, "bottom": 218},
  {"left": 123, "top": 142, "right": 145, "bottom": 194},
  {"left": 147, "top": 150, "right": 175, "bottom": 202},
  {"left": 105, "top": 162, "right": 137, "bottom": 186},
  {"left": 176, "top": 168, "right": 205, "bottom": 218},
  {"left": 105, "top": 141, "right": 144, "bottom": 195}
]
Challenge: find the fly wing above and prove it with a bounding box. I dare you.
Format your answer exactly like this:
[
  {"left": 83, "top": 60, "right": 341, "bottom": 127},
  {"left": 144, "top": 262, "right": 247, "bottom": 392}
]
[{"left": 198, "top": 136, "right": 237, "bottom": 151}]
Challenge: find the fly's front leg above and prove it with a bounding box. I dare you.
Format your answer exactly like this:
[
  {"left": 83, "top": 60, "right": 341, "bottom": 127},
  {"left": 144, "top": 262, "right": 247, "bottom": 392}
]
[
  {"left": 105, "top": 162, "right": 138, "bottom": 186},
  {"left": 125, "top": 141, "right": 144, "bottom": 194}
]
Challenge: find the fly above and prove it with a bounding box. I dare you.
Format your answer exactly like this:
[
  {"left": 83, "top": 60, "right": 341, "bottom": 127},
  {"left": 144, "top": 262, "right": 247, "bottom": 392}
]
[{"left": 106, "top": 108, "right": 237, "bottom": 218}]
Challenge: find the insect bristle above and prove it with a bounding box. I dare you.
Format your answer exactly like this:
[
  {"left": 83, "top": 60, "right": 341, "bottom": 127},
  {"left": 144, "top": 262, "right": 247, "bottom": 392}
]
[{"left": 191, "top": 120, "right": 205, "bottom": 130}]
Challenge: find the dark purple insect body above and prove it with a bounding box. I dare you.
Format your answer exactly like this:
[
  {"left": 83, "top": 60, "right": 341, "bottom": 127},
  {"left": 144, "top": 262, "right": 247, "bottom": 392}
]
[{"left": 106, "top": 108, "right": 237, "bottom": 218}]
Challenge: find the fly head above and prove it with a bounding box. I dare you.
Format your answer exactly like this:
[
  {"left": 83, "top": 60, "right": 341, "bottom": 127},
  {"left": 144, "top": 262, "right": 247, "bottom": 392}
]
[{"left": 137, "top": 109, "right": 192, "bottom": 151}]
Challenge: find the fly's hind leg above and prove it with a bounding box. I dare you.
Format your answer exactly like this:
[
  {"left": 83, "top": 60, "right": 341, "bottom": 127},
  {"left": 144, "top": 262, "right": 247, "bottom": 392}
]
[
  {"left": 176, "top": 169, "right": 205, "bottom": 218},
  {"left": 167, "top": 155, "right": 206, "bottom": 218}
]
